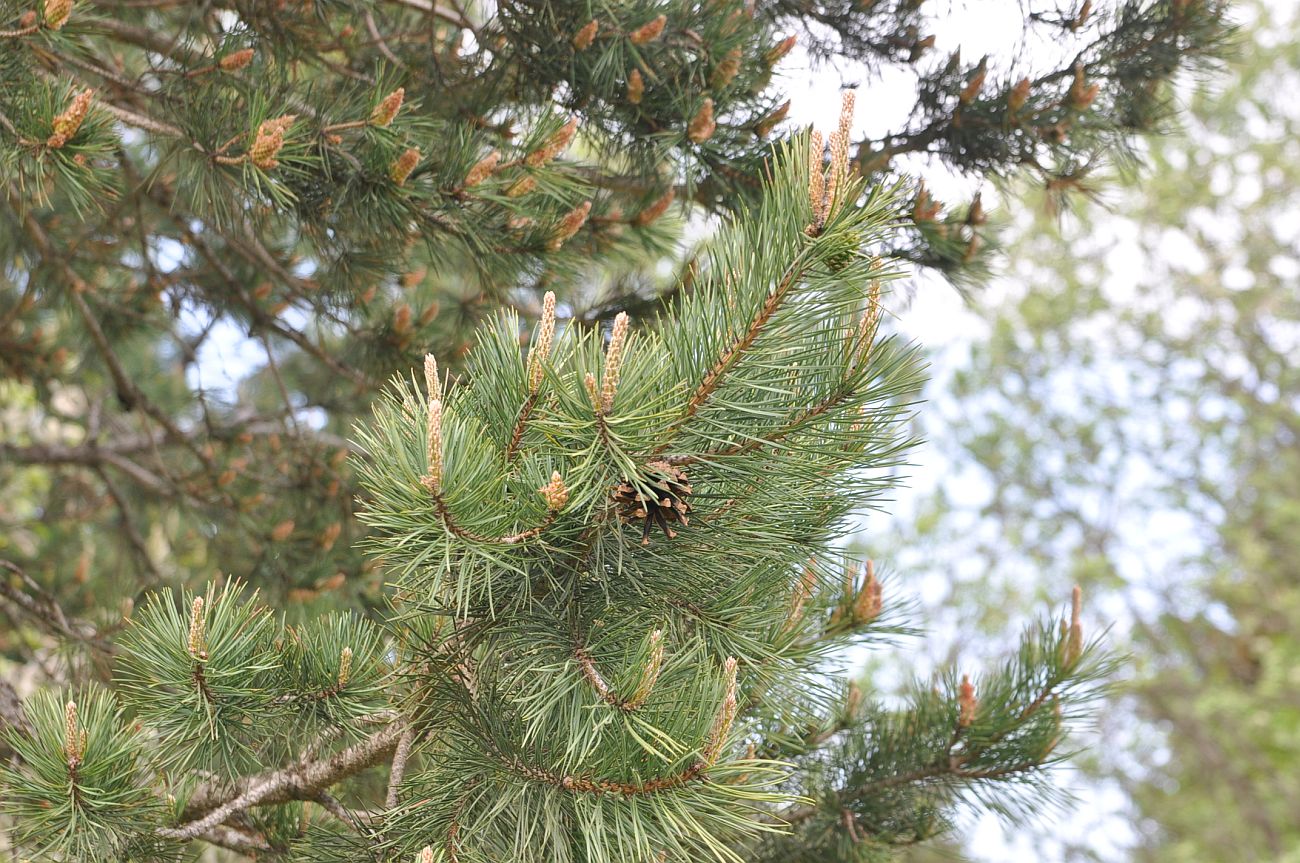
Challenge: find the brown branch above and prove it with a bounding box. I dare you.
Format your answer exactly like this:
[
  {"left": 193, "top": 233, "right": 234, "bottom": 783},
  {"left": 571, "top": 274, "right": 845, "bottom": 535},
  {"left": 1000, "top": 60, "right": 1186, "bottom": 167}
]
[
  {"left": 0, "top": 423, "right": 355, "bottom": 471},
  {"left": 312, "top": 789, "right": 378, "bottom": 832},
  {"left": 95, "top": 98, "right": 188, "bottom": 139},
  {"left": 66, "top": 288, "right": 217, "bottom": 480},
  {"left": 364, "top": 9, "right": 407, "bottom": 69},
  {"left": 161, "top": 720, "right": 406, "bottom": 841},
  {"left": 197, "top": 824, "right": 273, "bottom": 854},
  {"left": 88, "top": 16, "right": 205, "bottom": 65},
  {"left": 655, "top": 257, "right": 808, "bottom": 453},
  {"left": 573, "top": 644, "right": 659, "bottom": 712},
  {"left": 385, "top": 0, "right": 475, "bottom": 28},
  {"left": 574, "top": 646, "right": 624, "bottom": 709},
  {"left": 191, "top": 664, "right": 216, "bottom": 705},
  {"left": 198, "top": 231, "right": 372, "bottom": 388},
  {"left": 125, "top": 170, "right": 373, "bottom": 390},
  {"left": 0, "top": 679, "right": 31, "bottom": 763},
  {"left": 7, "top": 193, "right": 223, "bottom": 485},
  {"left": 503, "top": 392, "right": 539, "bottom": 463},
  {"left": 385, "top": 726, "right": 416, "bottom": 809},
  {"left": 0, "top": 439, "right": 180, "bottom": 497},
  {"left": 0, "top": 560, "right": 113, "bottom": 654},
  {"left": 92, "top": 465, "right": 167, "bottom": 588}
]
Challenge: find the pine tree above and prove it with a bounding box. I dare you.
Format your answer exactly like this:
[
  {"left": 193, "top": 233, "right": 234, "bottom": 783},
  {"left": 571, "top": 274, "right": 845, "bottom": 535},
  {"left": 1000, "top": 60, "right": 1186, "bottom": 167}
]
[
  {"left": 1, "top": 1, "right": 1233, "bottom": 859},
  {"left": 1, "top": 125, "right": 1114, "bottom": 862},
  {"left": 0, "top": 0, "right": 1230, "bottom": 638}
]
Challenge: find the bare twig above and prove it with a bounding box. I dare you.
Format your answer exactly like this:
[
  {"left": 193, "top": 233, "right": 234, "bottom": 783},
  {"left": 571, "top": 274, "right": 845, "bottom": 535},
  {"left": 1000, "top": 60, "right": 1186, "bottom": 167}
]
[{"left": 386, "top": 726, "right": 416, "bottom": 809}]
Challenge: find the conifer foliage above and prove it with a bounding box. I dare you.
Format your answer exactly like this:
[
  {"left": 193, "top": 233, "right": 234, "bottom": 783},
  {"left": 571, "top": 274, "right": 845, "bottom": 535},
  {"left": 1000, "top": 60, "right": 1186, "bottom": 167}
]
[
  {"left": 2, "top": 126, "right": 1111, "bottom": 862},
  {"left": 0, "top": 0, "right": 1229, "bottom": 631},
  {"left": 0, "top": 0, "right": 1227, "bottom": 859}
]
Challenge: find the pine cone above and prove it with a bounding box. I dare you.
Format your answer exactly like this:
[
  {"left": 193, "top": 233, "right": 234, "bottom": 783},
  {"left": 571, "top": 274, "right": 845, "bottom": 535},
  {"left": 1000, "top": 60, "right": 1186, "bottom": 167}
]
[{"left": 613, "top": 460, "right": 692, "bottom": 545}]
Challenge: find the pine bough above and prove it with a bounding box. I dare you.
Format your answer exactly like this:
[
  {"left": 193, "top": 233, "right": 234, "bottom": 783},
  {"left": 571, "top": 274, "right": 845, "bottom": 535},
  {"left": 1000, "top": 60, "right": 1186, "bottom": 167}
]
[{"left": 0, "top": 117, "right": 1110, "bottom": 862}]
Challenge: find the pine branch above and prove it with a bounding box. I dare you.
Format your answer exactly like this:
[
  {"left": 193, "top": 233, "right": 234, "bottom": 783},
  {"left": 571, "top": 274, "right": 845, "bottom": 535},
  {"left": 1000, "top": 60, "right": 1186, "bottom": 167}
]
[
  {"left": 0, "top": 2, "right": 1228, "bottom": 846},
  {"left": 385, "top": 725, "right": 416, "bottom": 809},
  {"left": 7, "top": 189, "right": 224, "bottom": 481},
  {"left": 0, "top": 680, "right": 31, "bottom": 764},
  {"left": 198, "top": 824, "right": 273, "bottom": 855},
  {"left": 667, "top": 257, "right": 806, "bottom": 440},
  {"left": 430, "top": 493, "right": 560, "bottom": 546},
  {"left": 161, "top": 719, "right": 405, "bottom": 841}
]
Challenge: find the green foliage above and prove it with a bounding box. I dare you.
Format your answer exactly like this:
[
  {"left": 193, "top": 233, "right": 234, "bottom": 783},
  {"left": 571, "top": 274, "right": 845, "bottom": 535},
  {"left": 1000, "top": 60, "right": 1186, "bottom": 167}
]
[
  {"left": 0, "top": 1, "right": 1239, "bottom": 860},
  {"left": 0, "top": 685, "right": 159, "bottom": 862},
  {"left": 351, "top": 139, "right": 925, "bottom": 861},
  {"left": 117, "top": 580, "right": 283, "bottom": 774},
  {"left": 116, "top": 579, "right": 389, "bottom": 777},
  {"left": 1, "top": 136, "right": 1113, "bottom": 862},
  {"left": 0, "top": 0, "right": 1232, "bottom": 644},
  {"left": 750, "top": 614, "right": 1115, "bottom": 862}
]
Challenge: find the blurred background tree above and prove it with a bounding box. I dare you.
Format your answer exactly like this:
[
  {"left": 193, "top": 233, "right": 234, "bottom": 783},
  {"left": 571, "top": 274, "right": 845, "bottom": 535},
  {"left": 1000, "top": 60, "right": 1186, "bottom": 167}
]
[{"left": 884, "top": 2, "right": 1298, "bottom": 858}]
